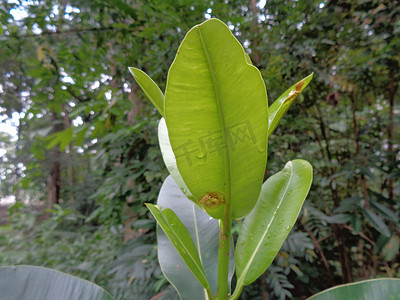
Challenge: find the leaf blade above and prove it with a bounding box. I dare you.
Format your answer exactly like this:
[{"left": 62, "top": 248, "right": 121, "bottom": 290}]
[
  {"left": 146, "top": 203, "right": 210, "bottom": 290},
  {"left": 268, "top": 73, "right": 313, "bottom": 138},
  {"left": 307, "top": 278, "right": 400, "bottom": 300},
  {"left": 235, "top": 160, "right": 313, "bottom": 286},
  {"left": 165, "top": 18, "right": 268, "bottom": 219},
  {"left": 0, "top": 265, "right": 114, "bottom": 300},
  {"left": 128, "top": 67, "right": 164, "bottom": 116},
  {"left": 156, "top": 176, "right": 234, "bottom": 298}
]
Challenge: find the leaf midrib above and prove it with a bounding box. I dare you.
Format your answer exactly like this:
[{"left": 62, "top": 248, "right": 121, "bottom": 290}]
[
  {"left": 238, "top": 162, "right": 294, "bottom": 285},
  {"left": 197, "top": 26, "right": 232, "bottom": 209}
]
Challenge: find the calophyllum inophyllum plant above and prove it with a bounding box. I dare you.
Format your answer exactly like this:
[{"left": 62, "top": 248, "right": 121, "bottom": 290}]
[{"left": 129, "top": 18, "right": 313, "bottom": 300}]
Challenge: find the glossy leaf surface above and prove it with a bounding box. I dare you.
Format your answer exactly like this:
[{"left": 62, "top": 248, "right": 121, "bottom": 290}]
[
  {"left": 235, "top": 160, "right": 313, "bottom": 286},
  {"left": 155, "top": 176, "right": 234, "bottom": 299},
  {"left": 308, "top": 278, "right": 400, "bottom": 300},
  {"left": 164, "top": 18, "right": 268, "bottom": 219},
  {"left": 146, "top": 203, "right": 210, "bottom": 290},
  {"left": 0, "top": 265, "right": 114, "bottom": 300},
  {"left": 268, "top": 73, "right": 313, "bottom": 138},
  {"left": 128, "top": 67, "right": 164, "bottom": 116}
]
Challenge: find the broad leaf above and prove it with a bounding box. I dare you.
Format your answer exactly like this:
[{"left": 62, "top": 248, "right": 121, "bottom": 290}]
[
  {"left": 308, "top": 278, "right": 400, "bottom": 300},
  {"left": 0, "top": 265, "right": 114, "bottom": 300},
  {"left": 128, "top": 67, "right": 164, "bottom": 116},
  {"left": 156, "top": 176, "right": 234, "bottom": 299},
  {"left": 268, "top": 73, "right": 313, "bottom": 138},
  {"left": 158, "top": 118, "right": 198, "bottom": 205},
  {"left": 164, "top": 18, "right": 268, "bottom": 219},
  {"left": 146, "top": 203, "right": 210, "bottom": 291},
  {"left": 235, "top": 160, "right": 313, "bottom": 286}
]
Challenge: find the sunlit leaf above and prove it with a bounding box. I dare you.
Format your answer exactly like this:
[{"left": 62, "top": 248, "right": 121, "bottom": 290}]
[
  {"left": 235, "top": 160, "right": 313, "bottom": 286},
  {"left": 165, "top": 18, "right": 268, "bottom": 219},
  {"left": 156, "top": 176, "right": 234, "bottom": 299},
  {"left": 146, "top": 203, "right": 210, "bottom": 291},
  {"left": 128, "top": 67, "right": 164, "bottom": 116},
  {"left": 268, "top": 73, "right": 313, "bottom": 138}
]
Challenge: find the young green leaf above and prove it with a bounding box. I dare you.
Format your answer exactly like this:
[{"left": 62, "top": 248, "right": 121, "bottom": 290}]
[
  {"left": 156, "top": 176, "right": 234, "bottom": 299},
  {"left": 0, "top": 266, "right": 114, "bottom": 300},
  {"left": 128, "top": 67, "right": 164, "bottom": 116},
  {"left": 164, "top": 18, "right": 268, "bottom": 219},
  {"left": 307, "top": 278, "right": 400, "bottom": 300},
  {"left": 234, "top": 160, "right": 313, "bottom": 289},
  {"left": 145, "top": 203, "right": 211, "bottom": 292},
  {"left": 268, "top": 73, "right": 313, "bottom": 138}
]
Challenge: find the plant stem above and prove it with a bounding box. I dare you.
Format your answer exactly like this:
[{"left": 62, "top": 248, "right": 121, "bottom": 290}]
[
  {"left": 229, "top": 284, "right": 243, "bottom": 300},
  {"left": 217, "top": 206, "right": 232, "bottom": 300},
  {"left": 206, "top": 287, "right": 216, "bottom": 300}
]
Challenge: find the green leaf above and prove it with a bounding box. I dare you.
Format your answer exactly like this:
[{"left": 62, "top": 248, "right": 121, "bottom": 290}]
[
  {"left": 158, "top": 118, "right": 198, "bottom": 205},
  {"left": 146, "top": 203, "right": 210, "bottom": 291},
  {"left": 156, "top": 176, "right": 234, "bottom": 299},
  {"left": 235, "top": 160, "right": 313, "bottom": 286},
  {"left": 382, "top": 235, "right": 400, "bottom": 261},
  {"left": 0, "top": 265, "right": 114, "bottom": 300},
  {"left": 128, "top": 67, "right": 164, "bottom": 116},
  {"left": 268, "top": 73, "right": 313, "bottom": 138},
  {"left": 363, "top": 208, "right": 391, "bottom": 238},
  {"left": 164, "top": 18, "right": 268, "bottom": 219},
  {"left": 307, "top": 278, "right": 400, "bottom": 300}
]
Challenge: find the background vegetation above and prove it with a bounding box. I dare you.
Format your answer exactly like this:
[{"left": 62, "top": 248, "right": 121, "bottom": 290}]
[{"left": 0, "top": 0, "right": 398, "bottom": 299}]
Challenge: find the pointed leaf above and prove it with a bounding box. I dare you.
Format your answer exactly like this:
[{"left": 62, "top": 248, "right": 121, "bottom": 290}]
[
  {"left": 129, "top": 67, "right": 164, "bottom": 116},
  {"left": 146, "top": 203, "right": 210, "bottom": 290},
  {"left": 235, "top": 160, "right": 313, "bottom": 286},
  {"left": 0, "top": 266, "right": 114, "bottom": 300},
  {"left": 156, "top": 176, "right": 234, "bottom": 299},
  {"left": 165, "top": 18, "right": 268, "bottom": 219},
  {"left": 363, "top": 208, "right": 391, "bottom": 238},
  {"left": 308, "top": 278, "right": 400, "bottom": 300},
  {"left": 382, "top": 235, "right": 400, "bottom": 261},
  {"left": 268, "top": 73, "right": 313, "bottom": 138},
  {"left": 158, "top": 118, "right": 198, "bottom": 205}
]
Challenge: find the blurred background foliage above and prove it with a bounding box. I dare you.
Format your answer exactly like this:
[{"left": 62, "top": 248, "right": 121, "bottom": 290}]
[{"left": 0, "top": 0, "right": 399, "bottom": 299}]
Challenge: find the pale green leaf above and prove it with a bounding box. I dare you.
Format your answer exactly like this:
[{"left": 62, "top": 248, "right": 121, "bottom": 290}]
[
  {"left": 268, "top": 73, "right": 313, "bottom": 138},
  {"left": 165, "top": 18, "right": 268, "bottom": 219},
  {"left": 158, "top": 118, "right": 198, "bottom": 205},
  {"left": 235, "top": 160, "right": 313, "bottom": 286},
  {"left": 0, "top": 265, "right": 114, "bottom": 300},
  {"left": 146, "top": 203, "right": 210, "bottom": 290},
  {"left": 156, "top": 176, "right": 234, "bottom": 299},
  {"left": 308, "top": 278, "right": 400, "bottom": 300},
  {"left": 128, "top": 67, "right": 164, "bottom": 116}
]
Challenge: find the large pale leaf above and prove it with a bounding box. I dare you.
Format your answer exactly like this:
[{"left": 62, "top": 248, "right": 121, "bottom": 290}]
[
  {"left": 156, "top": 176, "right": 234, "bottom": 299},
  {"left": 146, "top": 203, "right": 210, "bottom": 291},
  {"left": 268, "top": 73, "right": 313, "bottom": 138},
  {"left": 0, "top": 265, "right": 114, "bottom": 300},
  {"left": 128, "top": 67, "right": 164, "bottom": 116},
  {"left": 235, "top": 160, "right": 313, "bottom": 286},
  {"left": 164, "top": 18, "right": 268, "bottom": 219},
  {"left": 158, "top": 118, "right": 198, "bottom": 205},
  {"left": 308, "top": 278, "right": 400, "bottom": 300}
]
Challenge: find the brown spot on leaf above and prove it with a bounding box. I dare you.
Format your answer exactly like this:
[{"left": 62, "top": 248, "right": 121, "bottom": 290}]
[
  {"left": 295, "top": 80, "right": 305, "bottom": 91},
  {"left": 200, "top": 192, "right": 225, "bottom": 210}
]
